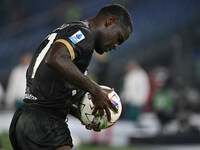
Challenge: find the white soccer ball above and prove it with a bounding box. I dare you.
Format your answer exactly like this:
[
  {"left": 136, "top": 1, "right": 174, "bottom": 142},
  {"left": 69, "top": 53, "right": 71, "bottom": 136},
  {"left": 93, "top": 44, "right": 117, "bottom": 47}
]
[{"left": 79, "top": 86, "right": 122, "bottom": 130}]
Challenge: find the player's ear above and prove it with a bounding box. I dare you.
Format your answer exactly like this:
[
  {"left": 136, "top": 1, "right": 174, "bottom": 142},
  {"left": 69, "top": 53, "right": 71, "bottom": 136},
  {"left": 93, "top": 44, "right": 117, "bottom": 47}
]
[{"left": 105, "top": 16, "right": 116, "bottom": 27}]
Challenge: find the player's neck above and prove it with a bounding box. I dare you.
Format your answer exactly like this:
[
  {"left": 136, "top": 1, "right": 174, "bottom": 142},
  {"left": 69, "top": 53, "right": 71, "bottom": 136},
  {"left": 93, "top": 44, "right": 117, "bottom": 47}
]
[{"left": 86, "top": 17, "right": 103, "bottom": 41}]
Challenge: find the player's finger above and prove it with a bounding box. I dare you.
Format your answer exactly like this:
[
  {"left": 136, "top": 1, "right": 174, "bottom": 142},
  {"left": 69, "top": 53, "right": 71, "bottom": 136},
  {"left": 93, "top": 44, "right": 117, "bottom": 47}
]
[
  {"left": 92, "top": 107, "right": 98, "bottom": 115},
  {"left": 105, "top": 106, "right": 111, "bottom": 121},
  {"left": 86, "top": 126, "right": 92, "bottom": 130},
  {"left": 109, "top": 88, "right": 114, "bottom": 93},
  {"left": 108, "top": 101, "right": 118, "bottom": 113},
  {"left": 98, "top": 108, "right": 104, "bottom": 116},
  {"left": 104, "top": 88, "right": 114, "bottom": 94},
  {"left": 93, "top": 129, "right": 101, "bottom": 132}
]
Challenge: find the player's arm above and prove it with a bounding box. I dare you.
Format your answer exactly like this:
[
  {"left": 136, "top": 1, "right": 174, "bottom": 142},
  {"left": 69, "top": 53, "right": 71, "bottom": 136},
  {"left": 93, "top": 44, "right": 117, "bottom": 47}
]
[{"left": 45, "top": 42, "right": 118, "bottom": 121}]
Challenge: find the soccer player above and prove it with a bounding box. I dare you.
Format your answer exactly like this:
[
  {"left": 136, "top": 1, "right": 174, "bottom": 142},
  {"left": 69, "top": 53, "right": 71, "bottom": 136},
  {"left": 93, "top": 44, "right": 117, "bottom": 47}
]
[{"left": 9, "top": 4, "right": 133, "bottom": 150}]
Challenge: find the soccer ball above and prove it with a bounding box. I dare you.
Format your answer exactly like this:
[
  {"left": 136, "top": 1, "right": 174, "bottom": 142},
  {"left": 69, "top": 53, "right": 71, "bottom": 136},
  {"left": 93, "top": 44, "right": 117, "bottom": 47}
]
[{"left": 79, "top": 86, "right": 122, "bottom": 130}]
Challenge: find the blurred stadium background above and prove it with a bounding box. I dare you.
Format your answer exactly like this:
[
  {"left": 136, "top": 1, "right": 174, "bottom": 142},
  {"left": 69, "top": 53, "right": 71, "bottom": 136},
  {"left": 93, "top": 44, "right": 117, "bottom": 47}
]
[{"left": 1, "top": 0, "right": 200, "bottom": 150}]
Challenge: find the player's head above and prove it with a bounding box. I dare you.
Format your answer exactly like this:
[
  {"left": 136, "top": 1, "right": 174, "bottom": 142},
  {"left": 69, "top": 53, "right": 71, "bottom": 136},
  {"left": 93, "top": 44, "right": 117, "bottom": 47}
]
[{"left": 90, "top": 4, "right": 133, "bottom": 54}]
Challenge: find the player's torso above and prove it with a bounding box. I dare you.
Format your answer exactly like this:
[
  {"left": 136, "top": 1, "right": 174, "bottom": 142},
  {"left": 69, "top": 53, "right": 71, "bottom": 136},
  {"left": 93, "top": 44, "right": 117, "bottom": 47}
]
[{"left": 25, "top": 21, "right": 94, "bottom": 108}]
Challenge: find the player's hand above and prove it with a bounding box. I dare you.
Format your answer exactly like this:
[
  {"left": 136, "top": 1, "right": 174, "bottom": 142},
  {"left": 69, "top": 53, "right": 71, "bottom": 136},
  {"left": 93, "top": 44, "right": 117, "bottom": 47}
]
[
  {"left": 91, "top": 87, "right": 118, "bottom": 122},
  {"left": 86, "top": 125, "right": 101, "bottom": 132},
  {"left": 81, "top": 121, "right": 101, "bottom": 132}
]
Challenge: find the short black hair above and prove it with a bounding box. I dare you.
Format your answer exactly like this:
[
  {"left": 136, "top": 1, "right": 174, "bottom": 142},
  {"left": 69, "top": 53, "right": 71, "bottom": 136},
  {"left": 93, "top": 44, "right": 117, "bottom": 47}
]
[{"left": 97, "top": 4, "right": 133, "bottom": 33}]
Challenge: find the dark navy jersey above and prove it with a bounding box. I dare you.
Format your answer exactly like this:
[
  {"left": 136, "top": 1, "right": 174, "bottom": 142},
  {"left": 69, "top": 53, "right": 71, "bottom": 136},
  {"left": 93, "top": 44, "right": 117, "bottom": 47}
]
[{"left": 24, "top": 21, "right": 94, "bottom": 108}]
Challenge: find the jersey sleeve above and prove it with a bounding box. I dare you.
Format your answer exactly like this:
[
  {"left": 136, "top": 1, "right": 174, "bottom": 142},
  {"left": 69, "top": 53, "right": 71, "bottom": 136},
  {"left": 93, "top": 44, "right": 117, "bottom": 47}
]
[{"left": 54, "top": 26, "right": 94, "bottom": 60}]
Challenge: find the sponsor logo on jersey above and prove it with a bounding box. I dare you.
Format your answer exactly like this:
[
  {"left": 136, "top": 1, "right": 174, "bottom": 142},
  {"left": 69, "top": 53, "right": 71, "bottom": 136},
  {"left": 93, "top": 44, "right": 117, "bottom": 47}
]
[{"left": 69, "top": 30, "right": 85, "bottom": 44}]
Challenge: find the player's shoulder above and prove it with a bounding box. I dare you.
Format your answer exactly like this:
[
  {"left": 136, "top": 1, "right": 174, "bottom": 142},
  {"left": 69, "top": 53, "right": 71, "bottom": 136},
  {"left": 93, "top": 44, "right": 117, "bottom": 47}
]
[
  {"left": 69, "top": 21, "right": 94, "bottom": 45},
  {"left": 55, "top": 21, "right": 94, "bottom": 44},
  {"left": 69, "top": 21, "right": 93, "bottom": 38},
  {"left": 69, "top": 21, "right": 91, "bottom": 30},
  {"left": 55, "top": 21, "right": 92, "bottom": 35}
]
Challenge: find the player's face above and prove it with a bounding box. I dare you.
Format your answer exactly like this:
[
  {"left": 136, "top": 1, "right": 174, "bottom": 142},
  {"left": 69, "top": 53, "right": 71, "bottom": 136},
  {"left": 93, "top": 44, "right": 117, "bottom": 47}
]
[{"left": 95, "top": 24, "right": 131, "bottom": 54}]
